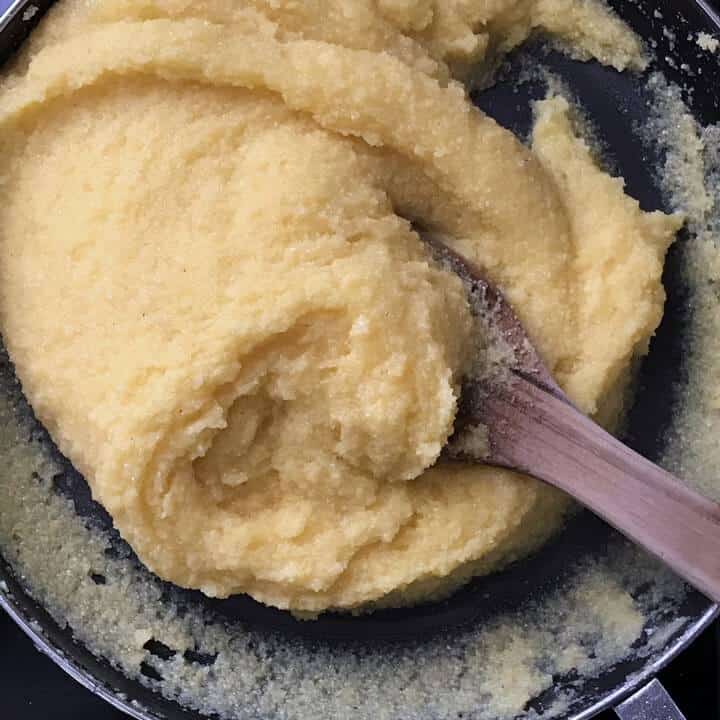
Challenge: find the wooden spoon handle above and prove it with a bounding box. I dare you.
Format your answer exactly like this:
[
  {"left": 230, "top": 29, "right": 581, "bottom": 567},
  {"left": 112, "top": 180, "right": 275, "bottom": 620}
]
[{"left": 481, "top": 372, "right": 720, "bottom": 602}]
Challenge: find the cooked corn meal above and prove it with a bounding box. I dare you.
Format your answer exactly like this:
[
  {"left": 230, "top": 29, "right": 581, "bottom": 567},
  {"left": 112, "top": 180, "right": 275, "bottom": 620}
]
[{"left": 0, "top": 0, "right": 681, "bottom": 612}]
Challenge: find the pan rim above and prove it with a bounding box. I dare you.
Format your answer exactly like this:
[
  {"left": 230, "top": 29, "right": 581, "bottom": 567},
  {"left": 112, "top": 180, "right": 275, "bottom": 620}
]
[
  {"left": 569, "top": 604, "right": 719, "bottom": 719},
  {"left": 0, "top": 586, "right": 158, "bottom": 720}
]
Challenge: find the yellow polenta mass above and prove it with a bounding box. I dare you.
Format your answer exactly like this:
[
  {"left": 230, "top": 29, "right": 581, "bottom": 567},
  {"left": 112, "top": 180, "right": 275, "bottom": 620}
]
[{"left": 0, "top": 0, "right": 680, "bottom": 612}]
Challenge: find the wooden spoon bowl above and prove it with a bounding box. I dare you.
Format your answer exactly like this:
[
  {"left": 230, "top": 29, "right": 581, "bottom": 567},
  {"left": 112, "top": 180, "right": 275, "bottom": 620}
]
[{"left": 425, "top": 234, "right": 720, "bottom": 603}]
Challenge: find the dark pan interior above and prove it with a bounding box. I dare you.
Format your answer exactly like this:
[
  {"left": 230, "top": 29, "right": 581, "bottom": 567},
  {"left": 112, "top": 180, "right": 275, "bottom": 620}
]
[{"left": 0, "top": 1, "right": 719, "bottom": 718}]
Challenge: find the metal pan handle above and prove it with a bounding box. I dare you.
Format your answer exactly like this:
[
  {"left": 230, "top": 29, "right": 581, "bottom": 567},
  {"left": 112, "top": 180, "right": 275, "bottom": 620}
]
[{"left": 614, "top": 679, "right": 687, "bottom": 720}]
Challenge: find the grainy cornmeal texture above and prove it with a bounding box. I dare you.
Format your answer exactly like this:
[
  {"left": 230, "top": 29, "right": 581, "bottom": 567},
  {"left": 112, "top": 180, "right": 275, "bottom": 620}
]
[{"left": 0, "top": 0, "right": 680, "bottom": 612}]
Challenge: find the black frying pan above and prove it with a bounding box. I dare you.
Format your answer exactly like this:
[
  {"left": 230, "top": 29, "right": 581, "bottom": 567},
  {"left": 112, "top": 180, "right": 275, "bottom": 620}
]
[{"left": 0, "top": 1, "right": 719, "bottom": 718}]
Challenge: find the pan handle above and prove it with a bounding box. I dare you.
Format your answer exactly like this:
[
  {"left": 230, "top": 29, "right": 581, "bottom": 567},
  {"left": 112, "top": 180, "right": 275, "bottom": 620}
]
[{"left": 614, "top": 679, "right": 686, "bottom": 720}]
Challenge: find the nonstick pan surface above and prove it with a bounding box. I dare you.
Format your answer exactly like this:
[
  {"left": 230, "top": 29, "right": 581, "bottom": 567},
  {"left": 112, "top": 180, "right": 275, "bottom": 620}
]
[{"left": 0, "top": 1, "right": 719, "bottom": 718}]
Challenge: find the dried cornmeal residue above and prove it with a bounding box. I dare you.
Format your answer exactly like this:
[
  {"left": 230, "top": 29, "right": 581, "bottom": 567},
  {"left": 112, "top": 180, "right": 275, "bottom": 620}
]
[
  {"left": 697, "top": 31, "right": 720, "bottom": 53},
  {"left": 646, "top": 74, "right": 720, "bottom": 503}
]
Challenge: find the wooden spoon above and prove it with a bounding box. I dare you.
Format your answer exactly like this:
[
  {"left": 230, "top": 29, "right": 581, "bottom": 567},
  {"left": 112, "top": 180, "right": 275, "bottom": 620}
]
[{"left": 425, "top": 234, "right": 720, "bottom": 603}]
